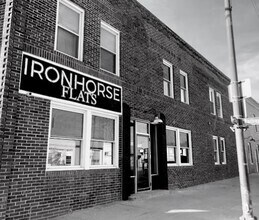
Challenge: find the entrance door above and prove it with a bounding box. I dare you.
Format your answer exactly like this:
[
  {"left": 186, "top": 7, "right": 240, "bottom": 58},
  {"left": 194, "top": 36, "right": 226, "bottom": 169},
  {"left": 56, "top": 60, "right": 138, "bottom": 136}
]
[
  {"left": 134, "top": 121, "right": 151, "bottom": 192},
  {"left": 137, "top": 135, "right": 150, "bottom": 191}
]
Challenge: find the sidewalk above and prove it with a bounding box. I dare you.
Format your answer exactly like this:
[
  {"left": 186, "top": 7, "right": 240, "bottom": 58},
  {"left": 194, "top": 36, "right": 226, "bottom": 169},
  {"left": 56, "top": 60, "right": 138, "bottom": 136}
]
[{"left": 54, "top": 174, "right": 259, "bottom": 220}]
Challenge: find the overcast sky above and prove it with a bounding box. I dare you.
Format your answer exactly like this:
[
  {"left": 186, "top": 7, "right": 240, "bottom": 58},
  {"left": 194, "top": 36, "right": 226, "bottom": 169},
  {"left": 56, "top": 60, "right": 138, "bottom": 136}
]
[{"left": 137, "top": 0, "right": 259, "bottom": 103}]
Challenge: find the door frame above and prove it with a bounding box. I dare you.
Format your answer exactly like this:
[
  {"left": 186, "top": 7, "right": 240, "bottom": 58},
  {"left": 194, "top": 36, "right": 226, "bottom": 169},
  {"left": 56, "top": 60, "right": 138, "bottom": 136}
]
[{"left": 133, "top": 119, "right": 152, "bottom": 193}]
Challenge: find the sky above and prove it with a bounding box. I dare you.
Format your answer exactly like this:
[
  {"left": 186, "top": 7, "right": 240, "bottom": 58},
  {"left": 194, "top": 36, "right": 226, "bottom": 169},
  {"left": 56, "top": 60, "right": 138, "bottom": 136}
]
[{"left": 137, "top": 0, "right": 259, "bottom": 103}]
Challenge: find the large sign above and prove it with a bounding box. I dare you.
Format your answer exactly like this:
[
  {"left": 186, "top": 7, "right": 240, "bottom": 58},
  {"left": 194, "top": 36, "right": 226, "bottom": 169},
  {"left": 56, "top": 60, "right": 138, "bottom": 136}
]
[{"left": 19, "top": 52, "right": 122, "bottom": 113}]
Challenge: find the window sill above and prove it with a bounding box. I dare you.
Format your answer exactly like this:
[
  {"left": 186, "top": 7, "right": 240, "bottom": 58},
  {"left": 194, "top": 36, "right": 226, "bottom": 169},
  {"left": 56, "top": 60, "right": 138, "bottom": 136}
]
[
  {"left": 46, "top": 166, "right": 84, "bottom": 171},
  {"left": 90, "top": 165, "right": 119, "bottom": 170},
  {"left": 100, "top": 68, "right": 119, "bottom": 77},
  {"left": 167, "top": 163, "right": 193, "bottom": 167}
]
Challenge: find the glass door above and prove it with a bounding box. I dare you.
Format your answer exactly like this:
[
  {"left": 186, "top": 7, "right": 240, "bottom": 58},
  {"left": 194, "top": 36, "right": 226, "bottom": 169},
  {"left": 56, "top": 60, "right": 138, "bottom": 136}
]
[{"left": 135, "top": 121, "right": 151, "bottom": 192}]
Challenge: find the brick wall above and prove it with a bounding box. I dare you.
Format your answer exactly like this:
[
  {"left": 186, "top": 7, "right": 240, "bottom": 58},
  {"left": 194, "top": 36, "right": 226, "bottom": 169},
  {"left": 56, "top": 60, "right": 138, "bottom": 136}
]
[{"left": 0, "top": 0, "right": 239, "bottom": 219}]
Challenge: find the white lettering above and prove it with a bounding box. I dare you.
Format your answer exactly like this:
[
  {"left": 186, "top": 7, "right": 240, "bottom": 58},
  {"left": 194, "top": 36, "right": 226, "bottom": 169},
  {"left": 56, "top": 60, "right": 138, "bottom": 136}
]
[
  {"left": 114, "top": 88, "right": 120, "bottom": 102},
  {"left": 74, "top": 75, "right": 85, "bottom": 91},
  {"left": 61, "top": 86, "right": 70, "bottom": 98},
  {"left": 97, "top": 83, "right": 106, "bottom": 98},
  {"left": 61, "top": 70, "right": 72, "bottom": 88},
  {"left": 31, "top": 60, "right": 44, "bottom": 79},
  {"left": 86, "top": 80, "right": 96, "bottom": 94},
  {"left": 45, "top": 66, "right": 60, "bottom": 83}
]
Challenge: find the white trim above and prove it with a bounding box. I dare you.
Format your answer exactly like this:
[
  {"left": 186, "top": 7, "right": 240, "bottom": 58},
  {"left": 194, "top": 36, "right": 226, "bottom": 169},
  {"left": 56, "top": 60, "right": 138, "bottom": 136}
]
[
  {"left": 46, "top": 101, "right": 119, "bottom": 171},
  {"left": 166, "top": 126, "right": 193, "bottom": 166},
  {"left": 213, "top": 136, "right": 220, "bottom": 165},
  {"left": 100, "top": 21, "right": 120, "bottom": 76},
  {"left": 55, "top": 0, "right": 85, "bottom": 61},
  {"left": 180, "top": 70, "right": 189, "bottom": 104},
  {"left": 209, "top": 87, "right": 216, "bottom": 115},
  {"left": 163, "top": 59, "right": 174, "bottom": 98},
  {"left": 216, "top": 92, "right": 223, "bottom": 118}
]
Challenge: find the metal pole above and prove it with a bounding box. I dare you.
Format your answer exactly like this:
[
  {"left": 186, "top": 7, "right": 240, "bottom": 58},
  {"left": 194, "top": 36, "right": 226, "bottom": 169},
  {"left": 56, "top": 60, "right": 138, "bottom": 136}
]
[{"left": 224, "top": 0, "right": 256, "bottom": 219}]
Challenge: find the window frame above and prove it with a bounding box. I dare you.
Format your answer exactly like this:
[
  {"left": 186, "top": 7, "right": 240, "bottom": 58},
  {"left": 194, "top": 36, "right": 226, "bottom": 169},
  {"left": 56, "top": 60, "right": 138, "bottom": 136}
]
[
  {"left": 46, "top": 101, "right": 119, "bottom": 171},
  {"left": 100, "top": 21, "right": 120, "bottom": 76},
  {"left": 163, "top": 59, "right": 174, "bottom": 98},
  {"left": 180, "top": 70, "right": 189, "bottom": 104},
  {"left": 216, "top": 92, "right": 223, "bottom": 118},
  {"left": 54, "top": 0, "right": 85, "bottom": 61},
  {"left": 209, "top": 87, "right": 216, "bottom": 115},
  {"left": 213, "top": 136, "right": 220, "bottom": 165},
  {"left": 166, "top": 126, "right": 193, "bottom": 166},
  {"left": 248, "top": 142, "right": 254, "bottom": 164},
  {"left": 220, "top": 137, "right": 227, "bottom": 164}
]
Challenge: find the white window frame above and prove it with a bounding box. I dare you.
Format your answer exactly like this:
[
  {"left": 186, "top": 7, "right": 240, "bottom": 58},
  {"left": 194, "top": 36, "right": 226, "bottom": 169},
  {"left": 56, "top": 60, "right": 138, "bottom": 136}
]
[
  {"left": 166, "top": 126, "right": 193, "bottom": 166},
  {"left": 213, "top": 136, "right": 220, "bottom": 165},
  {"left": 220, "top": 137, "right": 227, "bottom": 164},
  {"left": 46, "top": 101, "right": 119, "bottom": 171},
  {"left": 209, "top": 87, "right": 216, "bottom": 115},
  {"left": 54, "top": 0, "right": 85, "bottom": 60},
  {"left": 180, "top": 70, "right": 189, "bottom": 104},
  {"left": 100, "top": 21, "right": 120, "bottom": 76},
  {"left": 216, "top": 92, "right": 223, "bottom": 118},
  {"left": 163, "top": 59, "right": 174, "bottom": 98}
]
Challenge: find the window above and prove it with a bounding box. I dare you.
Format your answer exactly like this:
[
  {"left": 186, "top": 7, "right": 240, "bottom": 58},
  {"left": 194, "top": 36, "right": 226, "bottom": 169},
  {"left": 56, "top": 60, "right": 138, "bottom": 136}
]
[
  {"left": 248, "top": 143, "right": 254, "bottom": 164},
  {"left": 216, "top": 92, "right": 223, "bottom": 118},
  {"left": 163, "top": 60, "right": 174, "bottom": 98},
  {"left": 47, "top": 102, "right": 119, "bottom": 170},
  {"left": 166, "top": 126, "right": 192, "bottom": 166},
  {"left": 213, "top": 136, "right": 220, "bottom": 165},
  {"left": 220, "top": 137, "right": 226, "bottom": 164},
  {"left": 55, "top": 0, "right": 84, "bottom": 60},
  {"left": 100, "top": 21, "right": 120, "bottom": 75},
  {"left": 180, "top": 70, "right": 189, "bottom": 104},
  {"left": 209, "top": 87, "right": 216, "bottom": 115}
]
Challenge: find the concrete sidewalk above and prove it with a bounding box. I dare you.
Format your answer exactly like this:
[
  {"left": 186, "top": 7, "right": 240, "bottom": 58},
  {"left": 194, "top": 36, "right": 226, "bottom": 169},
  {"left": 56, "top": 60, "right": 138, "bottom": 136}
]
[{"left": 54, "top": 174, "right": 259, "bottom": 220}]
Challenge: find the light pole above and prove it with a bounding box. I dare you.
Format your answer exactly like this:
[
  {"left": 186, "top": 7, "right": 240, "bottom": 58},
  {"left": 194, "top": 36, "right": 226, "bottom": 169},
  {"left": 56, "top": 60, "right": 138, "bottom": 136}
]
[{"left": 224, "top": 0, "right": 256, "bottom": 219}]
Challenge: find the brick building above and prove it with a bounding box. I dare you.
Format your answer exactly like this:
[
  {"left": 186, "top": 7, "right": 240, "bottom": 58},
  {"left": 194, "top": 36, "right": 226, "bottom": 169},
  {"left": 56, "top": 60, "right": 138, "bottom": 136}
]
[{"left": 0, "top": 0, "right": 238, "bottom": 219}]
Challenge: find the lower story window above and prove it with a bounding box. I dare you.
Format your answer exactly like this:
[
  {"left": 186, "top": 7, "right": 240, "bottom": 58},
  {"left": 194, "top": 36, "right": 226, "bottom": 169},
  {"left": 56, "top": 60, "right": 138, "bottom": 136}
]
[
  {"left": 166, "top": 126, "right": 192, "bottom": 166},
  {"left": 213, "top": 136, "right": 227, "bottom": 165},
  {"left": 47, "top": 102, "right": 119, "bottom": 170}
]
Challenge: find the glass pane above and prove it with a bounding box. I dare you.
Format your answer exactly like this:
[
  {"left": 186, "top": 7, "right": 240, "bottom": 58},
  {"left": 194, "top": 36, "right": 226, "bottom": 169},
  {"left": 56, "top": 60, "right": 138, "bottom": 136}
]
[
  {"left": 100, "top": 48, "right": 116, "bottom": 73},
  {"left": 180, "top": 132, "right": 189, "bottom": 148},
  {"left": 181, "top": 89, "right": 186, "bottom": 103},
  {"left": 213, "top": 139, "right": 217, "bottom": 151},
  {"left": 57, "top": 27, "right": 79, "bottom": 58},
  {"left": 91, "top": 116, "right": 115, "bottom": 141},
  {"left": 214, "top": 151, "right": 218, "bottom": 163},
  {"left": 167, "top": 147, "right": 176, "bottom": 163},
  {"left": 48, "top": 139, "right": 81, "bottom": 166},
  {"left": 164, "top": 81, "right": 171, "bottom": 96},
  {"left": 136, "top": 122, "right": 148, "bottom": 134},
  {"left": 59, "top": 3, "right": 80, "bottom": 34},
  {"left": 166, "top": 129, "right": 176, "bottom": 146},
  {"left": 163, "top": 64, "right": 170, "bottom": 80},
  {"left": 51, "top": 109, "right": 83, "bottom": 138},
  {"left": 180, "top": 74, "right": 186, "bottom": 88},
  {"left": 90, "top": 141, "right": 113, "bottom": 165},
  {"left": 180, "top": 148, "right": 189, "bottom": 163},
  {"left": 101, "top": 27, "right": 116, "bottom": 53}
]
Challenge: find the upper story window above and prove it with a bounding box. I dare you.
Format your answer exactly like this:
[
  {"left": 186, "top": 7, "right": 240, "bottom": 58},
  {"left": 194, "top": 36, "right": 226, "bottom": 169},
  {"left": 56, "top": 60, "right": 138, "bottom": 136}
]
[
  {"left": 213, "top": 136, "right": 220, "bottom": 165},
  {"left": 248, "top": 143, "right": 254, "bottom": 164},
  {"left": 166, "top": 126, "right": 192, "bottom": 166},
  {"left": 163, "top": 60, "right": 174, "bottom": 98},
  {"left": 100, "top": 21, "right": 120, "bottom": 76},
  {"left": 55, "top": 0, "right": 84, "bottom": 60},
  {"left": 47, "top": 102, "right": 119, "bottom": 170},
  {"left": 216, "top": 92, "right": 223, "bottom": 118},
  {"left": 209, "top": 87, "right": 216, "bottom": 115},
  {"left": 180, "top": 70, "right": 189, "bottom": 104}
]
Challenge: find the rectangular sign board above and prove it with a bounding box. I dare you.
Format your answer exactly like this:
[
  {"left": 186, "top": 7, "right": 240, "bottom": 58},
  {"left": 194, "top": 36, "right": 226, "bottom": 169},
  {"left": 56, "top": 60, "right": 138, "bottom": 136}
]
[{"left": 19, "top": 52, "right": 122, "bottom": 113}]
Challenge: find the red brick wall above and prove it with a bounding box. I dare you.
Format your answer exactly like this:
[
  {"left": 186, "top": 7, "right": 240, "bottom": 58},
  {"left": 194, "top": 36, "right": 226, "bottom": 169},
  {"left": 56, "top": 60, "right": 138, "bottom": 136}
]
[{"left": 0, "top": 0, "right": 238, "bottom": 219}]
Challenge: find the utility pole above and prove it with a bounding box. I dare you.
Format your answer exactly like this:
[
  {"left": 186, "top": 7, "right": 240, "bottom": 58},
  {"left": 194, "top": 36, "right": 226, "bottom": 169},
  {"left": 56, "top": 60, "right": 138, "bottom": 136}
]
[{"left": 224, "top": 0, "right": 256, "bottom": 219}]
